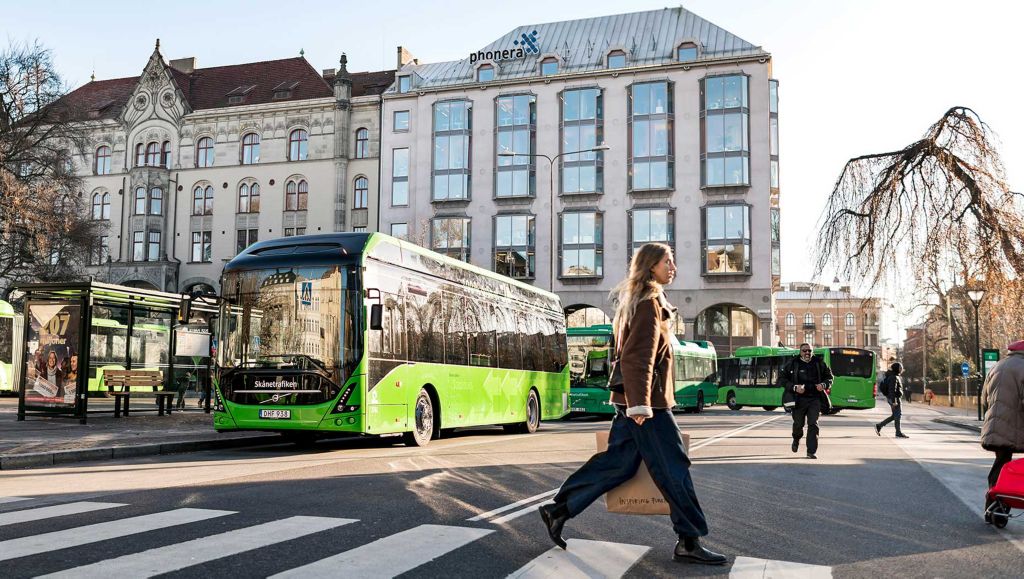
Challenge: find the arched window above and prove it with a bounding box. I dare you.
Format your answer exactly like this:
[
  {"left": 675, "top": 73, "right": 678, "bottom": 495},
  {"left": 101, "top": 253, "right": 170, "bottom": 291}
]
[
  {"left": 804, "top": 313, "right": 813, "bottom": 325},
  {"left": 785, "top": 313, "right": 795, "bottom": 326},
  {"left": 91, "top": 193, "right": 103, "bottom": 219},
  {"left": 134, "top": 187, "right": 147, "bottom": 215},
  {"left": 241, "top": 133, "right": 260, "bottom": 165},
  {"left": 135, "top": 143, "right": 145, "bottom": 167},
  {"left": 822, "top": 313, "right": 832, "bottom": 327},
  {"left": 297, "top": 180, "right": 308, "bottom": 210},
  {"left": 193, "top": 185, "right": 214, "bottom": 215},
  {"left": 161, "top": 141, "right": 171, "bottom": 168},
  {"left": 145, "top": 142, "right": 160, "bottom": 166},
  {"left": 94, "top": 146, "right": 111, "bottom": 175},
  {"left": 101, "top": 193, "right": 110, "bottom": 220},
  {"left": 285, "top": 180, "right": 297, "bottom": 211},
  {"left": 196, "top": 137, "right": 214, "bottom": 168},
  {"left": 238, "top": 182, "right": 261, "bottom": 213},
  {"left": 289, "top": 129, "right": 308, "bottom": 161},
  {"left": 676, "top": 42, "right": 698, "bottom": 62},
  {"left": 845, "top": 313, "right": 855, "bottom": 327},
  {"left": 286, "top": 179, "right": 308, "bottom": 211},
  {"left": 150, "top": 188, "right": 162, "bottom": 215},
  {"left": 249, "top": 183, "right": 260, "bottom": 212},
  {"left": 354, "top": 128, "right": 368, "bottom": 159},
  {"left": 354, "top": 176, "right": 368, "bottom": 209}
]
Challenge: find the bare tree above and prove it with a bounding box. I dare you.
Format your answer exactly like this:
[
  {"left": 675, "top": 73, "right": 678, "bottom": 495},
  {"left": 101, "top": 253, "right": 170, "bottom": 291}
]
[{"left": 0, "top": 40, "right": 99, "bottom": 294}]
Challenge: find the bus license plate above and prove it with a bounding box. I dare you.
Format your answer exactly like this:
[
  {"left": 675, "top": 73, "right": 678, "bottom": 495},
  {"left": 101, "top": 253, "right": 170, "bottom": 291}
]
[{"left": 259, "top": 409, "right": 291, "bottom": 419}]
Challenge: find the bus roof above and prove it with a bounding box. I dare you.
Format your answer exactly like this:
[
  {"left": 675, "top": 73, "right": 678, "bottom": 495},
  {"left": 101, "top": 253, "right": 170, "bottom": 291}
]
[
  {"left": 567, "top": 324, "right": 614, "bottom": 336},
  {"left": 730, "top": 346, "right": 800, "bottom": 358},
  {"left": 676, "top": 339, "right": 717, "bottom": 356}
]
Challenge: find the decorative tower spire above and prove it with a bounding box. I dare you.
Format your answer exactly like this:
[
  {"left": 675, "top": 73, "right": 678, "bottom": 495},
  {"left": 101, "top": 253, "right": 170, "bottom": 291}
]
[
  {"left": 155, "top": 38, "right": 160, "bottom": 51},
  {"left": 90, "top": 69, "right": 95, "bottom": 82},
  {"left": 299, "top": 48, "right": 305, "bottom": 57}
]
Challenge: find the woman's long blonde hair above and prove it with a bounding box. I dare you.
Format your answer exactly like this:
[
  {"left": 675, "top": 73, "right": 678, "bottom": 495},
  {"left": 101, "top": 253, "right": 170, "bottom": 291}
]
[{"left": 610, "top": 242, "right": 672, "bottom": 334}]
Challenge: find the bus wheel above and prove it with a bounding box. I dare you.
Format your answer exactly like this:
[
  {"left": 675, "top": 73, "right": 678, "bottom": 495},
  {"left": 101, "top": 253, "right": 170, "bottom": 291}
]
[
  {"left": 762, "top": 406, "right": 777, "bottom": 412},
  {"left": 403, "top": 389, "right": 434, "bottom": 447},
  {"left": 695, "top": 392, "right": 705, "bottom": 414},
  {"left": 726, "top": 393, "right": 743, "bottom": 411},
  {"left": 505, "top": 390, "right": 541, "bottom": 434}
]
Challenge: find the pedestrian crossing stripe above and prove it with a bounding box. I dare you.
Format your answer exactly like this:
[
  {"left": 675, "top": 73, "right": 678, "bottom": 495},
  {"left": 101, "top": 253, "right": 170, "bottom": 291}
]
[
  {"left": 0, "top": 496, "right": 31, "bottom": 504},
  {"left": 0, "top": 501, "right": 126, "bottom": 527},
  {"left": 509, "top": 539, "right": 649, "bottom": 578},
  {"left": 729, "top": 556, "right": 832, "bottom": 578},
  {"left": 38, "top": 516, "right": 356, "bottom": 579}
]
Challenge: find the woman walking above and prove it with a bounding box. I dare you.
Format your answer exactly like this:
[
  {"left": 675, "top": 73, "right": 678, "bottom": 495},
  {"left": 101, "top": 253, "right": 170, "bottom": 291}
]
[{"left": 538, "top": 243, "right": 726, "bottom": 565}]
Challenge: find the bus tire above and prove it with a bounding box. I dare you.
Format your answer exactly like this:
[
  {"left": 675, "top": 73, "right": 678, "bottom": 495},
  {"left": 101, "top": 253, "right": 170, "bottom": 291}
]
[
  {"left": 403, "top": 388, "right": 435, "bottom": 447},
  {"left": 505, "top": 389, "right": 541, "bottom": 434},
  {"left": 762, "top": 406, "right": 777, "bottom": 412},
  {"left": 695, "top": 391, "right": 705, "bottom": 414},
  {"left": 726, "top": 392, "right": 743, "bottom": 411}
]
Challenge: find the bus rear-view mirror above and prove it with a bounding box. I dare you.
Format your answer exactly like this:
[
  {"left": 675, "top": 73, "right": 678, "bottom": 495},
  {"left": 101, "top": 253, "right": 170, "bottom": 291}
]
[{"left": 369, "top": 304, "right": 383, "bottom": 331}]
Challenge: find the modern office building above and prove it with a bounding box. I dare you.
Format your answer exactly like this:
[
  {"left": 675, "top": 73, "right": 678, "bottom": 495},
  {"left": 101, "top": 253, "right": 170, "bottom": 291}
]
[
  {"left": 62, "top": 42, "right": 393, "bottom": 293},
  {"left": 378, "top": 7, "right": 780, "bottom": 353}
]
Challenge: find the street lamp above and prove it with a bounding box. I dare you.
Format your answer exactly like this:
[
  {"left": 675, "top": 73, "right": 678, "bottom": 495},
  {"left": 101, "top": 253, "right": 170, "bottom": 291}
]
[
  {"left": 967, "top": 287, "right": 986, "bottom": 420},
  {"left": 499, "top": 143, "right": 611, "bottom": 291}
]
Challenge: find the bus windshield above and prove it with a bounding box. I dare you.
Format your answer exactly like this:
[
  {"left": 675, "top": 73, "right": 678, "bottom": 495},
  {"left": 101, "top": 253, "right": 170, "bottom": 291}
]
[
  {"left": 568, "top": 333, "right": 612, "bottom": 387},
  {"left": 220, "top": 266, "right": 360, "bottom": 380},
  {"left": 829, "top": 350, "right": 874, "bottom": 378}
]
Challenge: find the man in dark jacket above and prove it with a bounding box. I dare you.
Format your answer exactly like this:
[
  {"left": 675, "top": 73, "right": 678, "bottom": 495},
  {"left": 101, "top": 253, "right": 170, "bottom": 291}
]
[
  {"left": 875, "top": 363, "right": 908, "bottom": 438},
  {"left": 779, "top": 343, "right": 833, "bottom": 459}
]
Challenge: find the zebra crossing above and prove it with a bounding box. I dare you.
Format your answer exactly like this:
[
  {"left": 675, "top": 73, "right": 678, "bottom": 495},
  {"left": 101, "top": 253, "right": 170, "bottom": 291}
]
[{"left": 0, "top": 495, "right": 832, "bottom": 578}]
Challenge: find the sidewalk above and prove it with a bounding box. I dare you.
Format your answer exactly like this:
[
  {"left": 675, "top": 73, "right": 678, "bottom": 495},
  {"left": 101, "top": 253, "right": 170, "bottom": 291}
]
[
  {"left": 0, "top": 396, "right": 281, "bottom": 470},
  {"left": 905, "top": 398, "right": 983, "bottom": 433}
]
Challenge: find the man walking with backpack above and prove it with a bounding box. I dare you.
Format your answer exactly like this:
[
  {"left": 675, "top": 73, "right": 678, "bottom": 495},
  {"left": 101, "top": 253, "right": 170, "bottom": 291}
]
[{"left": 875, "top": 362, "right": 909, "bottom": 438}]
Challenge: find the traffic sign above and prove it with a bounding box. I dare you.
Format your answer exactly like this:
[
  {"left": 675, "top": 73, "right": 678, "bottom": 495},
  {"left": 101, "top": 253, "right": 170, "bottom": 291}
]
[{"left": 961, "top": 361, "right": 970, "bottom": 377}]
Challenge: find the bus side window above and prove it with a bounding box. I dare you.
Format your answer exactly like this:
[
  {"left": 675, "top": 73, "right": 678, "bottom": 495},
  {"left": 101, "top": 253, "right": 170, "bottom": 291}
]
[
  {"left": 468, "top": 303, "right": 496, "bottom": 368},
  {"left": 444, "top": 292, "right": 468, "bottom": 366},
  {"left": 755, "top": 357, "right": 771, "bottom": 387},
  {"left": 496, "top": 304, "right": 522, "bottom": 370},
  {"left": 423, "top": 286, "right": 445, "bottom": 364}
]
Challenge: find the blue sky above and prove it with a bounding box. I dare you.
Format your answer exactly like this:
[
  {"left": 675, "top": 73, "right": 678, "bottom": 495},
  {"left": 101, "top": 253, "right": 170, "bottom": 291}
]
[{"left": 6, "top": 0, "right": 1022, "bottom": 338}]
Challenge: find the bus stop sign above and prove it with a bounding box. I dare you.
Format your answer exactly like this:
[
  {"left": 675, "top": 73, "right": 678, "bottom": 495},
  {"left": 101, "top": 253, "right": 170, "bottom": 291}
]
[{"left": 961, "top": 362, "right": 970, "bottom": 377}]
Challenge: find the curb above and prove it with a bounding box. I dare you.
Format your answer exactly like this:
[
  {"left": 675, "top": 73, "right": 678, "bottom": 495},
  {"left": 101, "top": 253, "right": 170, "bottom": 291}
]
[
  {"left": 933, "top": 417, "right": 982, "bottom": 433},
  {"left": 0, "top": 434, "right": 284, "bottom": 470}
]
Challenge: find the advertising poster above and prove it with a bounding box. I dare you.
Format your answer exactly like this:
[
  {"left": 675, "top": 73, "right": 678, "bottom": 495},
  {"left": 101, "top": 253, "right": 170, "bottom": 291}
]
[{"left": 23, "top": 303, "right": 81, "bottom": 408}]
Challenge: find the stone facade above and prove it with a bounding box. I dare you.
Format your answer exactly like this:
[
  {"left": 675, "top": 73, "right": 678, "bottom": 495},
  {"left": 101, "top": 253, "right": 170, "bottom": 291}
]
[{"left": 775, "top": 281, "right": 883, "bottom": 368}]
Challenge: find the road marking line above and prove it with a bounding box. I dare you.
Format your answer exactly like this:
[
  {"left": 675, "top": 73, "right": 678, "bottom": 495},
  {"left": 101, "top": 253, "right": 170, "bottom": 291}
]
[
  {"left": 468, "top": 489, "right": 558, "bottom": 522},
  {"left": 270, "top": 524, "right": 493, "bottom": 578},
  {"left": 690, "top": 416, "right": 783, "bottom": 452},
  {"left": 0, "top": 496, "right": 31, "bottom": 504},
  {"left": 39, "top": 516, "right": 356, "bottom": 578},
  {"left": 0, "top": 501, "right": 126, "bottom": 527},
  {"left": 730, "top": 556, "right": 832, "bottom": 578},
  {"left": 491, "top": 498, "right": 554, "bottom": 525},
  {"left": 508, "top": 538, "right": 649, "bottom": 578},
  {"left": 0, "top": 508, "right": 235, "bottom": 562}
]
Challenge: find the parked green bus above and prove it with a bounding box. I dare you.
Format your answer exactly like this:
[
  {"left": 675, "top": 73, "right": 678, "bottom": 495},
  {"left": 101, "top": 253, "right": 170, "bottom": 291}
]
[
  {"left": 0, "top": 300, "right": 17, "bottom": 395},
  {"left": 716, "top": 346, "right": 876, "bottom": 413},
  {"left": 567, "top": 324, "right": 616, "bottom": 416},
  {"left": 215, "top": 233, "right": 570, "bottom": 446},
  {"left": 671, "top": 337, "right": 718, "bottom": 413}
]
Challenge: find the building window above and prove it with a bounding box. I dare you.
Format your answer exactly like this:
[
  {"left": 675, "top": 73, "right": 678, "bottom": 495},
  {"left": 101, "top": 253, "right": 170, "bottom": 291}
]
[
  {"left": 431, "top": 217, "right": 471, "bottom": 262},
  {"left": 677, "top": 42, "right": 698, "bottom": 62},
  {"left": 770, "top": 79, "right": 780, "bottom": 190},
  {"left": 629, "top": 209, "right": 673, "bottom": 256},
  {"left": 391, "top": 223, "right": 408, "bottom": 239},
  {"left": 289, "top": 129, "right": 308, "bottom": 161},
  {"left": 238, "top": 182, "right": 260, "bottom": 213},
  {"left": 196, "top": 137, "right": 214, "bottom": 168},
  {"left": 148, "top": 231, "right": 161, "bottom": 261},
  {"left": 629, "top": 81, "right": 673, "bottom": 191},
  {"left": 398, "top": 76, "right": 411, "bottom": 93},
  {"left": 771, "top": 207, "right": 781, "bottom": 276},
  {"left": 391, "top": 148, "right": 409, "bottom": 206},
  {"left": 149, "top": 187, "right": 162, "bottom": 215},
  {"left": 91, "top": 235, "right": 109, "bottom": 265},
  {"left": 355, "top": 128, "right": 369, "bottom": 159},
  {"left": 607, "top": 50, "right": 627, "bottom": 69},
  {"left": 561, "top": 88, "right": 603, "bottom": 194},
  {"left": 135, "top": 143, "right": 144, "bottom": 167},
  {"left": 494, "top": 214, "right": 535, "bottom": 279},
  {"left": 823, "top": 313, "right": 832, "bottom": 327},
  {"left": 701, "top": 74, "right": 750, "bottom": 187},
  {"left": 241, "top": 133, "right": 260, "bottom": 165},
  {"left": 433, "top": 100, "right": 471, "bottom": 201},
  {"left": 191, "top": 231, "right": 212, "bottom": 262},
  {"left": 540, "top": 57, "right": 559, "bottom": 76},
  {"left": 132, "top": 231, "right": 145, "bottom": 261},
  {"left": 236, "top": 228, "right": 258, "bottom": 254},
  {"left": 846, "top": 332, "right": 856, "bottom": 346},
  {"left": 785, "top": 313, "right": 795, "bottom": 326},
  {"left": 560, "top": 212, "right": 603, "bottom": 277},
  {"left": 161, "top": 141, "right": 171, "bottom": 169},
  {"left": 804, "top": 313, "right": 814, "bottom": 325},
  {"left": 394, "top": 110, "right": 410, "bottom": 131},
  {"left": 496, "top": 94, "right": 536, "bottom": 198},
  {"left": 94, "top": 146, "right": 111, "bottom": 175},
  {"left": 804, "top": 332, "right": 814, "bottom": 345},
  {"left": 286, "top": 179, "right": 308, "bottom": 211},
  {"left": 92, "top": 192, "right": 111, "bottom": 220},
  {"left": 477, "top": 65, "right": 494, "bottom": 82},
  {"left": 702, "top": 204, "right": 750, "bottom": 274},
  {"left": 786, "top": 332, "right": 795, "bottom": 347},
  {"left": 352, "top": 226, "right": 367, "bottom": 233},
  {"left": 353, "top": 176, "right": 368, "bottom": 209},
  {"left": 134, "top": 187, "right": 146, "bottom": 215},
  {"left": 845, "top": 313, "right": 855, "bottom": 327},
  {"left": 193, "top": 185, "right": 214, "bottom": 216},
  {"left": 823, "top": 332, "right": 832, "bottom": 347},
  {"left": 283, "top": 227, "right": 306, "bottom": 237},
  {"left": 145, "top": 142, "right": 159, "bottom": 166}
]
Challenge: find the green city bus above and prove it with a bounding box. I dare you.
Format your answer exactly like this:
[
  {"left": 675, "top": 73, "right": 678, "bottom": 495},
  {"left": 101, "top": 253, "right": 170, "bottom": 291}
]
[
  {"left": 0, "top": 300, "right": 18, "bottom": 395},
  {"left": 716, "top": 346, "right": 876, "bottom": 413},
  {"left": 671, "top": 337, "right": 718, "bottom": 413},
  {"left": 215, "top": 232, "right": 570, "bottom": 446},
  {"left": 567, "top": 324, "right": 616, "bottom": 416}
]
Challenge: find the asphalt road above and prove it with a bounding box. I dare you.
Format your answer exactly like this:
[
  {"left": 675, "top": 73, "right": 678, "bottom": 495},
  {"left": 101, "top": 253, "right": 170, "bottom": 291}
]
[{"left": 0, "top": 402, "right": 1021, "bottom": 578}]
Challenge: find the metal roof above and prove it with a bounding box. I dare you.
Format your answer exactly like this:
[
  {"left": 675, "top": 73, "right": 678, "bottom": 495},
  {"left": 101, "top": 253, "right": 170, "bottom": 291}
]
[{"left": 388, "top": 6, "right": 767, "bottom": 92}]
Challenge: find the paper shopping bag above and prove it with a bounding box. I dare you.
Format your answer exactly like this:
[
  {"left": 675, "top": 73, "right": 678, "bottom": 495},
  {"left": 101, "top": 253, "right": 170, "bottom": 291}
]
[{"left": 595, "top": 430, "right": 690, "bottom": 515}]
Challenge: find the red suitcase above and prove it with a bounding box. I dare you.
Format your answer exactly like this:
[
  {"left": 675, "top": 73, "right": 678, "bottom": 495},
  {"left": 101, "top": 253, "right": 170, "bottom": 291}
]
[{"left": 986, "top": 458, "right": 1024, "bottom": 528}]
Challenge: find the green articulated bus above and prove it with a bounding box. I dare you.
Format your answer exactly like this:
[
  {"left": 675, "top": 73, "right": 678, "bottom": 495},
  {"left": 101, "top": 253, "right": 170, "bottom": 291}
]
[
  {"left": 716, "top": 346, "right": 877, "bottom": 413},
  {"left": 215, "top": 232, "right": 570, "bottom": 446}
]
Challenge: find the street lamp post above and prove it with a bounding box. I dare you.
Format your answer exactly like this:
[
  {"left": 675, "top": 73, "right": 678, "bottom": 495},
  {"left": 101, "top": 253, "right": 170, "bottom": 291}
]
[
  {"left": 967, "top": 288, "right": 986, "bottom": 420},
  {"left": 499, "top": 143, "right": 610, "bottom": 292}
]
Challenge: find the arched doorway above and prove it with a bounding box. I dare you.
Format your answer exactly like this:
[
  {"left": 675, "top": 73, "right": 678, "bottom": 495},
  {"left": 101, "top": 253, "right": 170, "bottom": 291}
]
[
  {"left": 696, "top": 303, "right": 758, "bottom": 355},
  {"left": 565, "top": 304, "right": 611, "bottom": 328}
]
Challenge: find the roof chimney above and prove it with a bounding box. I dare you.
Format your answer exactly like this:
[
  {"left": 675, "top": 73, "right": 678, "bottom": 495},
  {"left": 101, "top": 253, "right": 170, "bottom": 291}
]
[
  {"left": 397, "top": 46, "right": 416, "bottom": 69},
  {"left": 322, "top": 68, "right": 336, "bottom": 82},
  {"left": 169, "top": 57, "right": 196, "bottom": 74}
]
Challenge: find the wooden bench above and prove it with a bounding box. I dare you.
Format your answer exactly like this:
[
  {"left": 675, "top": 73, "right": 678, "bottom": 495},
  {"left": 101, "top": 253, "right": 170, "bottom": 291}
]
[{"left": 103, "top": 370, "right": 175, "bottom": 417}]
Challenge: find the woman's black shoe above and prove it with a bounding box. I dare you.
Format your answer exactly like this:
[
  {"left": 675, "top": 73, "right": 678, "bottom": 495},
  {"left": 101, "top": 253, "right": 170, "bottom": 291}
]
[
  {"left": 674, "top": 537, "right": 727, "bottom": 565},
  {"left": 538, "top": 503, "right": 569, "bottom": 550}
]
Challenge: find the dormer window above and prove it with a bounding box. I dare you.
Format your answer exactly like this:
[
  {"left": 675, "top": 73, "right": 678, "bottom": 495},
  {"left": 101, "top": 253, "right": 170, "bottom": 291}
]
[
  {"left": 477, "top": 65, "right": 494, "bottom": 83},
  {"left": 273, "top": 81, "right": 299, "bottom": 99},
  {"left": 607, "top": 50, "right": 627, "bottom": 69},
  {"left": 398, "top": 76, "right": 411, "bottom": 93},
  {"left": 540, "top": 57, "right": 559, "bottom": 76},
  {"left": 226, "top": 84, "right": 256, "bottom": 105},
  {"left": 676, "top": 42, "right": 698, "bottom": 62}
]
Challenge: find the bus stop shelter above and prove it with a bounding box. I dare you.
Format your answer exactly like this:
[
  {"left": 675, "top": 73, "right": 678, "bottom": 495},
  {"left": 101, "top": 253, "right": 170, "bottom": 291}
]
[{"left": 14, "top": 281, "right": 219, "bottom": 424}]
